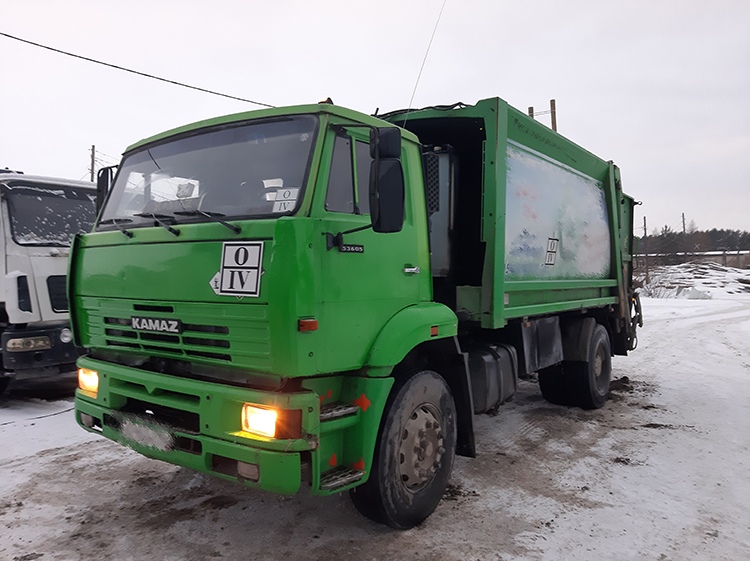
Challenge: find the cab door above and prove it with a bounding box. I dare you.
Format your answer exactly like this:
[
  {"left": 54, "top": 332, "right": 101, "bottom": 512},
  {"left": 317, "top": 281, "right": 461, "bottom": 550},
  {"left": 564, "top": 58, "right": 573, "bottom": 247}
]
[{"left": 312, "top": 124, "right": 427, "bottom": 373}]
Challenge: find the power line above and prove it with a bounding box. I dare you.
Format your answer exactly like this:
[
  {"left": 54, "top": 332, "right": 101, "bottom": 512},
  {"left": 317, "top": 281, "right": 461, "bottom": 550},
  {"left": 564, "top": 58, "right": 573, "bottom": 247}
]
[
  {"left": 403, "top": 0, "right": 448, "bottom": 124},
  {"left": 93, "top": 153, "right": 118, "bottom": 164},
  {"left": 0, "top": 31, "right": 274, "bottom": 108},
  {"left": 95, "top": 150, "right": 121, "bottom": 162}
]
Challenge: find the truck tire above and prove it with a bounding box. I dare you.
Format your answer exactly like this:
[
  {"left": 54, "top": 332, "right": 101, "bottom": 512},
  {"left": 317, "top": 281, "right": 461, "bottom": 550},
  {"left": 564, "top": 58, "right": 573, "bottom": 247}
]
[
  {"left": 349, "top": 370, "right": 456, "bottom": 529},
  {"left": 0, "top": 377, "right": 10, "bottom": 397},
  {"left": 538, "top": 364, "right": 570, "bottom": 406},
  {"left": 568, "top": 324, "right": 611, "bottom": 409}
]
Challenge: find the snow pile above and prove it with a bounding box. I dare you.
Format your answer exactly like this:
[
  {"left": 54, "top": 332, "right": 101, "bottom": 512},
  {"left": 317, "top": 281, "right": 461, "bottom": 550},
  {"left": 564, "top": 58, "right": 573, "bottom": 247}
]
[{"left": 637, "top": 262, "right": 750, "bottom": 299}]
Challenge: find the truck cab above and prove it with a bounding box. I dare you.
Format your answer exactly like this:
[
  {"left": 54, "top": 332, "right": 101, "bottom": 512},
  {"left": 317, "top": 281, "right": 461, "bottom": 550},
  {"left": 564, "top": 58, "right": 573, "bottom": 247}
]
[{"left": 0, "top": 171, "right": 96, "bottom": 395}]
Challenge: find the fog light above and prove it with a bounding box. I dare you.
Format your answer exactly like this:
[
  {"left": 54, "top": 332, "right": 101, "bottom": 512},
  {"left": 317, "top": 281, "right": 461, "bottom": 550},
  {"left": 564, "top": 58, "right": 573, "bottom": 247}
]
[
  {"left": 241, "top": 404, "right": 277, "bottom": 438},
  {"left": 60, "top": 328, "right": 74, "bottom": 344},
  {"left": 78, "top": 367, "right": 99, "bottom": 395},
  {"left": 237, "top": 461, "right": 260, "bottom": 481},
  {"left": 6, "top": 336, "right": 51, "bottom": 352}
]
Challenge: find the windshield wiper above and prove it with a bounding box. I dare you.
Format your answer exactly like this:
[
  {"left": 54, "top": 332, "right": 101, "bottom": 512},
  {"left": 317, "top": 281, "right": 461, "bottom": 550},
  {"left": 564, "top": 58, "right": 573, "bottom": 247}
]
[
  {"left": 98, "top": 217, "right": 134, "bottom": 238},
  {"left": 173, "top": 210, "right": 241, "bottom": 235},
  {"left": 147, "top": 149, "right": 161, "bottom": 170},
  {"left": 133, "top": 212, "right": 180, "bottom": 237}
]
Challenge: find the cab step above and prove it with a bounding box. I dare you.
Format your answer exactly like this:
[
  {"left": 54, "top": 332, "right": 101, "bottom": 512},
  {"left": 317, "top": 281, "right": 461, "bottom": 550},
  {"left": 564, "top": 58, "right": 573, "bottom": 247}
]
[
  {"left": 320, "top": 465, "right": 364, "bottom": 491},
  {"left": 320, "top": 402, "right": 359, "bottom": 421}
]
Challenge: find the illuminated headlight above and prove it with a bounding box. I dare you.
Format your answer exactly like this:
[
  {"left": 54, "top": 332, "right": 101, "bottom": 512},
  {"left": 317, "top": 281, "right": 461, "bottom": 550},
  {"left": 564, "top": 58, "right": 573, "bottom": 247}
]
[
  {"left": 59, "top": 328, "right": 74, "bottom": 344},
  {"left": 6, "top": 336, "right": 51, "bottom": 352},
  {"left": 241, "top": 404, "right": 278, "bottom": 438},
  {"left": 78, "top": 368, "right": 99, "bottom": 395}
]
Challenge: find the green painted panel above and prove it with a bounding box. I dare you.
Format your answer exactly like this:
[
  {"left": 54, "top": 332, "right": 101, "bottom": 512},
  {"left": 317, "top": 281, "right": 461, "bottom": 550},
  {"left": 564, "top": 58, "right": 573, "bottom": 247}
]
[
  {"left": 389, "top": 98, "right": 628, "bottom": 329},
  {"left": 505, "top": 296, "right": 618, "bottom": 319},
  {"left": 366, "top": 302, "right": 458, "bottom": 367}
]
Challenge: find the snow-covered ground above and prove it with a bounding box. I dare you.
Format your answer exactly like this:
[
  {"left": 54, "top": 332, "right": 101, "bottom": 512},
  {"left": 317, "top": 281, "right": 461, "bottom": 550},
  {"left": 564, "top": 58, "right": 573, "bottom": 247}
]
[
  {"left": 638, "top": 262, "right": 750, "bottom": 299},
  {"left": 2, "top": 265, "right": 749, "bottom": 561}
]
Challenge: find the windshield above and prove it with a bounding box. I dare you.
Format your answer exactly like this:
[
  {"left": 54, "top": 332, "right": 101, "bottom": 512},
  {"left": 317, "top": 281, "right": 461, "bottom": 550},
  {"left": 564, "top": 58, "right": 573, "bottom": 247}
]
[
  {"left": 3, "top": 182, "right": 97, "bottom": 247},
  {"left": 99, "top": 115, "right": 318, "bottom": 228}
]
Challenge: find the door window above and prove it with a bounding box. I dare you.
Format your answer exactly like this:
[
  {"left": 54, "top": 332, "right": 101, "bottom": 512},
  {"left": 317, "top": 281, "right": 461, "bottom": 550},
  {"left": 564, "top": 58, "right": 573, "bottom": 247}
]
[
  {"left": 354, "top": 140, "right": 372, "bottom": 215},
  {"left": 325, "top": 135, "right": 354, "bottom": 213},
  {"left": 324, "top": 131, "right": 372, "bottom": 215}
]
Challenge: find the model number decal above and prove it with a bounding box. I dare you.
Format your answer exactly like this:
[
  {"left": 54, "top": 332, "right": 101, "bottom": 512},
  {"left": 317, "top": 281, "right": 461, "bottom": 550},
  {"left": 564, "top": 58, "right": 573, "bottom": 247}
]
[
  {"left": 131, "top": 317, "right": 182, "bottom": 334},
  {"left": 339, "top": 244, "right": 364, "bottom": 253}
]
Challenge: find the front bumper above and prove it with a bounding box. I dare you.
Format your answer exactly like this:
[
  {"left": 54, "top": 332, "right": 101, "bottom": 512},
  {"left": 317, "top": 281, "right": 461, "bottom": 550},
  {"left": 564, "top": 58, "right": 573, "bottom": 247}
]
[
  {"left": 74, "top": 356, "right": 320, "bottom": 495},
  {"left": 2, "top": 323, "right": 78, "bottom": 373}
]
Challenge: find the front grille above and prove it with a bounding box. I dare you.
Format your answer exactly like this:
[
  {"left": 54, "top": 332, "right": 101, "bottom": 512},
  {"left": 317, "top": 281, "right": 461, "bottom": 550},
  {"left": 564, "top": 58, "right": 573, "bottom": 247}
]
[
  {"left": 47, "top": 275, "right": 68, "bottom": 312},
  {"left": 104, "top": 317, "right": 233, "bottom": 361},
  {"left": 133, "top": 303, "right": 174, "bottom": 313},
  {"left": 83, "top": 298, "right": 271, "bottom": 369}
]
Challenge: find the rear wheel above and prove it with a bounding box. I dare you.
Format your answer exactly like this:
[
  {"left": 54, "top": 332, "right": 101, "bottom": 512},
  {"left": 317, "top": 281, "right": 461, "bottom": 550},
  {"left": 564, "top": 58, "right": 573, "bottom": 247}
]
[
  {"left": 538, "top": 363, "right": 570, "bottom": 406},
  {"left": 349, "top": 370, "right": 457, "bottom": 529},
  {"left": 568, "top": 324, "right": 611, "bottom": 409}
]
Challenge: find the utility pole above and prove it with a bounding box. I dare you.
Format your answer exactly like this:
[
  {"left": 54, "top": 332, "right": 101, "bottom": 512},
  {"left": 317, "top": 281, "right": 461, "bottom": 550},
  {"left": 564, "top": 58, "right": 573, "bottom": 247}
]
[
  {"left": 681, "top": 212, "right": 688, "bottom": 263},
  {"left": 89, "top": 145, "right": 96, "bottom": 182},
  {"left": 550, "top": 99, "right": 557, "bottom": 132},
  {"left": 527, "top": 100, "right": 557, "bottom": 131},
  {"left": 643, "top": 216, "right": 650, "bottom": 284}
]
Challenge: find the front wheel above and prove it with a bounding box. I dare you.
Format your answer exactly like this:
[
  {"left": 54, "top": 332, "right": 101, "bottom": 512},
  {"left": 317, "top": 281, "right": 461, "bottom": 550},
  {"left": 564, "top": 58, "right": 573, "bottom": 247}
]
[
  {"left": 349, "top": 370, "right": 457, "bottom": 529},
  {"left": 0, "top": 376, "right": 10, "bottom": 398}
]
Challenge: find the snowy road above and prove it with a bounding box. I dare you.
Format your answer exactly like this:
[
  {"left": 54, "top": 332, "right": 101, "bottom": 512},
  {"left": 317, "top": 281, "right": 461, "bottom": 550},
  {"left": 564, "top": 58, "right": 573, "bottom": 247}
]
[{"left": 1, "top": 296, "right": 749, "bottom": 560}]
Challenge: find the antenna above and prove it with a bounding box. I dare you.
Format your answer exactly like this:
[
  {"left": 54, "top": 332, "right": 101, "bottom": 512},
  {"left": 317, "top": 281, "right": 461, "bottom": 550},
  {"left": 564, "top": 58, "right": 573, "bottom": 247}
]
[{"left": 403, "top": 0, "right": 448, "bottom": 125}]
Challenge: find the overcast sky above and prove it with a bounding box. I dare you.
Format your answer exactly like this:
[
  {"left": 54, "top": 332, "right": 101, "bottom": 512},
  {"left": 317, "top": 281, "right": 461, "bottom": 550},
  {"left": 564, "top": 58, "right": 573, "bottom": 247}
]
[{"left": 2, "top": 0, "right": 748, "bottom": 233}]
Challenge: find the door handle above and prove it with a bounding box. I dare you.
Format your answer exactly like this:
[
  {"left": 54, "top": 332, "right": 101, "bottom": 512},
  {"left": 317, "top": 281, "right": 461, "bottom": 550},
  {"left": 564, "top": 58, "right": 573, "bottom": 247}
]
[{"left": 403, "top": 266, "right": 421, "bottom": 274}]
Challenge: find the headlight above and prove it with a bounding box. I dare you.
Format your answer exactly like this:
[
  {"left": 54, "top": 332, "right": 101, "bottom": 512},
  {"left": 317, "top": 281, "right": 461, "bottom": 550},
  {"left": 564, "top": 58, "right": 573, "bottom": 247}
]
[
  {"left": 78, "top": 368, "right": 99, "bottom": 395},
  {"left": 6, "top": 336, "right": 51, "bottom": 352},
  {"left": 59, "top": 328, "right": 74, "bottom": 344},
  {"left": 241, "top": 404, "right": 278, "bottom": 438}
]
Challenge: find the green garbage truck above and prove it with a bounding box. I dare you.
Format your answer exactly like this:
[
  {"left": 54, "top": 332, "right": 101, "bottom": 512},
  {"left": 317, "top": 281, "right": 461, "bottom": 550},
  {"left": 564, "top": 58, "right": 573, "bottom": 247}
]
[{"left": 72, "top": 97, "right": 640, "bottom": 528}]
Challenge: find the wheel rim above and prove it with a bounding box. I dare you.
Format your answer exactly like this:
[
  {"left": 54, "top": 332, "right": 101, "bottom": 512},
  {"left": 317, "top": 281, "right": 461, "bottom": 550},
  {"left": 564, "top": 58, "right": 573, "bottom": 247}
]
[
  {"left": 593, "top": 343, "right": 609, "bottom": 393},
  {"left": 398, "top": 403, "right": 445, "bottom": 492},
  {"left": 594, "top": 347, "right": 604, "bottom": 378}
]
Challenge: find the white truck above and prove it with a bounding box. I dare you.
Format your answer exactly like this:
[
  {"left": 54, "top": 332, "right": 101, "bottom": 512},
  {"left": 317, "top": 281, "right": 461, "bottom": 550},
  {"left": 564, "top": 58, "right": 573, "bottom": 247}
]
[{"left": 0, "top": 170, "right": 96, "bottom": 395}]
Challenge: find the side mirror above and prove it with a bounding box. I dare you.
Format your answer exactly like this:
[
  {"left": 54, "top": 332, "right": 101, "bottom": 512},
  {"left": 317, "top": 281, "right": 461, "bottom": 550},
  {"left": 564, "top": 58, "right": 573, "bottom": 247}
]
[
  {"left": 369, "top": 158, "right": 405, "bottom": 234},
  {"left": 369, "top": 128, "right": 405, "bottom": 233},
  {"left": 370, "top": 127, "right": 401, "bottom": 158},
  {"left": 96, "top": 166, "right": 116, "bottom": 215}
]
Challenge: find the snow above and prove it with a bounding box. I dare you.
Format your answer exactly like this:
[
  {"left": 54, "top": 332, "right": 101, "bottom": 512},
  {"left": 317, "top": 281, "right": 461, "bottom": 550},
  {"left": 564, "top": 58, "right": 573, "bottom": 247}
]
[
  {"left": 1, "top": 264, "right": 749, "bottom": 560},
  {"left": 2, "top": 185, "right": 68, "bottom": 196},
  {"left": 638, "top": 262, "right": 750, "bottom": 299}
]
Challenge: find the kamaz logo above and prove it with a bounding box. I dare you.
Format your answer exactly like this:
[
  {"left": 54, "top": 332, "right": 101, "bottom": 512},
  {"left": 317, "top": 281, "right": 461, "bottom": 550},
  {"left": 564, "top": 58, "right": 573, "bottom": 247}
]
[{"left": 131, "top": 317, "right": 182, "bottom": 334}]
